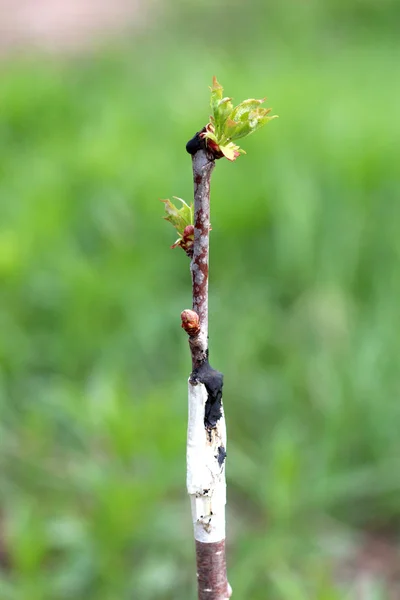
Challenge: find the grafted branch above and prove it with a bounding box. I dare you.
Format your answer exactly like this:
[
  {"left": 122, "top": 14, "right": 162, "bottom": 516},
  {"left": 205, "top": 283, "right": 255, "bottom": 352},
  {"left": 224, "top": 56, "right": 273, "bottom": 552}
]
[{"left": 182, "top": 137, "right": 231, "bottom": 600}]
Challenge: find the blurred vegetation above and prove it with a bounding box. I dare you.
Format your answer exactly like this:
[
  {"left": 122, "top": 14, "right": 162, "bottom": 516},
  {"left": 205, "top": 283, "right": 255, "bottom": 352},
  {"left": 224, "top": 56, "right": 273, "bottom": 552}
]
[{"left": 0, "top": 0, "right": 400, "bottom": 598}]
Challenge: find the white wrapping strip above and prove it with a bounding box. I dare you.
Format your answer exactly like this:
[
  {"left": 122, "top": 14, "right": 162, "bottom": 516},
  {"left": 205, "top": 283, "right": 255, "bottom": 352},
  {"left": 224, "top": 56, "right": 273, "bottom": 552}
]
[{"left": 187, "top": 380, "right": 227, "bottom": 543}]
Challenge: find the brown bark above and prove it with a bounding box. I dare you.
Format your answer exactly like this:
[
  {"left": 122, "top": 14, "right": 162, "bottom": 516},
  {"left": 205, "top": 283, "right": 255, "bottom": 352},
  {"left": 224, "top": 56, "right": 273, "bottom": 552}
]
[
  {"left": 196, "top": 540, "right": 231, "bottom": 600},
  {"left": 191, "top": 148, "right": 214, "bottom": 332},
  {"left": 188, "top": 147, "right": 215, "bottom": 370}
]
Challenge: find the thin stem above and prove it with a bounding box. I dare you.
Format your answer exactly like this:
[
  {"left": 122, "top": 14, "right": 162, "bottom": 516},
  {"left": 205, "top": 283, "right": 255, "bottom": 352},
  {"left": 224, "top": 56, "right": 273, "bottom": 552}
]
[{"left": 189, "top": 147, "right": 214, "bottom": 370}]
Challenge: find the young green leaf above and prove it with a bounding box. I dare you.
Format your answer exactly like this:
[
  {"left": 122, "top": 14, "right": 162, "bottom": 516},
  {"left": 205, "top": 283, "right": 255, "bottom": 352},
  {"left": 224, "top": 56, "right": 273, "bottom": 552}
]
[
  {"left": 161, "top": 197, "right": 195, "bottom": 255},
  {"left": 161, "top": 197, "right": 193, "bottom": 233},
  {"left": 213, "top": 97, "right": 234, "bottom": 139},
  {"left": 229, "top": 98, "right": 266, "bottom": 122},
  {"left": 219, "top": 142, "right": 243, "bottom": 162},
  {"left": 202, "top": 77, "right": 277, "bottom": 161}
]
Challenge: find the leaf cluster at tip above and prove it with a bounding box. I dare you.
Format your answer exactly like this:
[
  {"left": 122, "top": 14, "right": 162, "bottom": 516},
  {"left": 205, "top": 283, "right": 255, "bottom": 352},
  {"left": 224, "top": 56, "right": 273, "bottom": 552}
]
[{"left": 201, "top": 76, "right": 278, "bottom": 161}]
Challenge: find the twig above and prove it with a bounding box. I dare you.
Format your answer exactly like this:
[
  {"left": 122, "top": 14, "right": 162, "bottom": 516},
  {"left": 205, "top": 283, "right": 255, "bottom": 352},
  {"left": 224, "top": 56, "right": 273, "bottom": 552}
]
[{"left": 188, "top": 145, "right": 213, "bottom": 369}]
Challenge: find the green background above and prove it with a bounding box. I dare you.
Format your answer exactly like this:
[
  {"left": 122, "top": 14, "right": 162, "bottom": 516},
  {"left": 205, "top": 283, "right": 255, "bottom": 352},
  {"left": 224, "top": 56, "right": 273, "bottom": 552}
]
[{"left": 1, "top": 1, "right": 400, "bottom": 597}]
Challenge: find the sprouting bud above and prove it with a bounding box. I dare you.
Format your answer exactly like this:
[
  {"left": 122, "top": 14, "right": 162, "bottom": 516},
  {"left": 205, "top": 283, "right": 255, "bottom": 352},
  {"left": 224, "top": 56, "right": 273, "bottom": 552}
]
[
  {"left": 171, "top": 224, "right": 194, "bottom": 257},
  {"left": 183, "top": 225, "right": 194, "bottom": 237},
  {"left": 161, "top": 197, "right": 195, "bottom": 256},
  {"left": 201, "top": 76, "right": 278, "bottom": 161},
  {"left": 181, "top": 309, "right": 200, "bottom": 336}
]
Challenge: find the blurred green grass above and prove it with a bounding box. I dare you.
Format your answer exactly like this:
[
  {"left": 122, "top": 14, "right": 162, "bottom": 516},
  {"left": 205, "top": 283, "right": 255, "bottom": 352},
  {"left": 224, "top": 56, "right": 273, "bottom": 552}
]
[{"left": 0, "top": 1, "right": 400, "bottom": 598}]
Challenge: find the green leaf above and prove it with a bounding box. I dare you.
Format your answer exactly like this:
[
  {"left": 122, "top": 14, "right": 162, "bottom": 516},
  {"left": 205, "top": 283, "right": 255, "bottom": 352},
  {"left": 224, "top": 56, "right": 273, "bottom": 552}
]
[
  {"left": 210, "top": 76, "right": 223, "bottom": 122},
  {"left": 210, "top": 78, "right": 234, "bottom": 139},
  {"left": 161, "top": 197, "right": 193, "bottom": 235},
  {"left": 226, "top": 121, "right": 253, "bottom": 141},
  {"left": 219, "top": 142, "right": 243, "bottom": 162},
  {"left": 229, "top": 98, "right": 266, "bottom": 122},
  {"left": 223, "top": 118, "right": 241, "bottom": 140},
  {"left": 231, "top": 111, "right": 278, "bottom": 141},
  {"left": 214, "top": 97, "right": 234, "bottom": 138}
]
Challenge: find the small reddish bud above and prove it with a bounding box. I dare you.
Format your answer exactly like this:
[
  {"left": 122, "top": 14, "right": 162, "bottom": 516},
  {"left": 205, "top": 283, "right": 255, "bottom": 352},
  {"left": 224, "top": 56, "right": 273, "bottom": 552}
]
[
  {"left": 181, "top": 309, "right": 200, "bottom": 336},
  {"left": 171, "top": 225, "right": 195, "bottom": 257},
  {"left": 183, "top": 224, "right": 194, "bottom": 238}
]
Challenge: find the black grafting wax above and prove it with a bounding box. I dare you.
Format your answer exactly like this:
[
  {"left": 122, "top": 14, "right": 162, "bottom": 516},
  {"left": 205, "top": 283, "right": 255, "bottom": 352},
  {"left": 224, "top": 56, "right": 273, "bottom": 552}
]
[
  {"left": 191, "top": 359, "right": 224, "bottom": 429},
  {"left": 186, "top": 129, "right": 206, "bottom": 155},
  {"left": 217, "top": 446, "right": 227, "bottom": 467}
]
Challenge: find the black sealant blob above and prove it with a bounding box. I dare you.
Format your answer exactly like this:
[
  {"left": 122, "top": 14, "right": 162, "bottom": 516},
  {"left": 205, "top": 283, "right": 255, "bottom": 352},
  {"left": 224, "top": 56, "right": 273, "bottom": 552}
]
[
  {"left": 185, "top": 129, "right": 206, "bottom": 155},
  {"left": 191, "top": 359, "right": 224, "bottom": 429},
  {"left": 217, "top": 446, "right": 227, "bottom": 467}
]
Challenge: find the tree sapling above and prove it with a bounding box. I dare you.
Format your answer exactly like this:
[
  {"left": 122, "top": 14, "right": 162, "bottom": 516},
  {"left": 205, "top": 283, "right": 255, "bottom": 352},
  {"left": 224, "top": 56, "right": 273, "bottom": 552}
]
[{"left": 162, "top": 77, "right": 277, "bottom": 600}]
